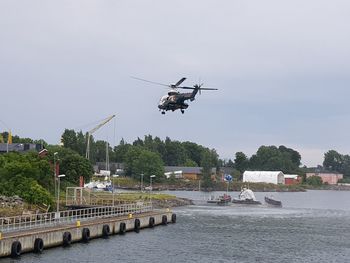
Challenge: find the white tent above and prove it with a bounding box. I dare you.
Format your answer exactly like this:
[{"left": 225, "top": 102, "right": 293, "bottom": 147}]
[{"left": 243, "top": 171, "right": 285, "bottom": 184}]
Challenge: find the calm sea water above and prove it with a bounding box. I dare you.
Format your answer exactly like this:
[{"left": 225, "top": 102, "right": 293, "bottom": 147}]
[{"left": 2, "top": 190, "right": 350, "bottom": 263}]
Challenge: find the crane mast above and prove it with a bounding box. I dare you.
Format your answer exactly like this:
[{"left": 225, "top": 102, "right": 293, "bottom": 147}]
[{"left": 85, "top": 114, "right": 116, "bottom": 160}]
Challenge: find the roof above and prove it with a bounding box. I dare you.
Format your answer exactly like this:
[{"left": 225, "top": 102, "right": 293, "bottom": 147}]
[
  {"left": 0, "top": 143, "right": 43, "bottom": 153},
  {"left": 284, "top": 174, "right": 299, "bottom": 179},
  {"left": 243, "top": 171, "right": 285, "bottom": 184},
  {"left": 243, "top": 171, "right": 284, "bottom": 177}
]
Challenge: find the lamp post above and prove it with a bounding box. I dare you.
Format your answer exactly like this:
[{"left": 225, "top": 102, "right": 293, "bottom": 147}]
[
  {"left": 150, "top": 175, "right": 156, "bottom": 209},
  {"left": 53, "top": 152, "right": 58, "bottom": 201},
  {"left": 57, "top": 174, "right": 65, "bottom": 215},
  {"left": 140, "top": 173, "right": 144, "bottom": 192},
  {"left": 112, "top": 174, "right": 119, "bottom": 207}
]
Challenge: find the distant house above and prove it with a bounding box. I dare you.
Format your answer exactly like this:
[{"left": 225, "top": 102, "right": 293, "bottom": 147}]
[
  {"left": 164, "top": 166, "right": 216, "bottom": 180},
  {"left": 243, "top": 171, "right": 285, "bottom": 185},
  {"left": 306, "top": 173, "right": 343, "bottom": 185},
  {"left": 0, "top": 143, "right": 43, "bottom": 154},
  {"left": 284, "top": 174, "right": 301, "bottom": 185}
]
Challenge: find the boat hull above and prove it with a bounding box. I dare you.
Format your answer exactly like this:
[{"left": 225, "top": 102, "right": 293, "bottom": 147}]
[
  {"left": 264, "top": 197, "right": 282, "bottom": 207},
  {"left": 232, "top": 199, "right": 261, "bottom": 205}
]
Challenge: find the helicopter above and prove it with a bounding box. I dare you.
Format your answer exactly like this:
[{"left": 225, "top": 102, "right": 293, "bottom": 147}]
[{"left": 132, "top": 77, "right": 218, "bottom": 114}]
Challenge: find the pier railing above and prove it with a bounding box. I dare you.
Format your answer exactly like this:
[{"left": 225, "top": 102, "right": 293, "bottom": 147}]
[{"left": 0, "top": 202, "right": 152, "bottom": 233}]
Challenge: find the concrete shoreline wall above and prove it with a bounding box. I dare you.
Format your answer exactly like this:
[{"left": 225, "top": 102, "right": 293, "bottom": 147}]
[{"left": 0, "top": 211, "right": 174, "bottom": 258}]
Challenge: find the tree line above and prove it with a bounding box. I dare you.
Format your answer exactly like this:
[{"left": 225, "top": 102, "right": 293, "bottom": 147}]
[
  {"left": 228, "top": 145, "right": 302, "bottom": 176},
  {"left": 61, "top": 130, "right": 220, "bottom": 182},
  {"left": 1, "top": 129, "right": 349, "bottom": 207}
]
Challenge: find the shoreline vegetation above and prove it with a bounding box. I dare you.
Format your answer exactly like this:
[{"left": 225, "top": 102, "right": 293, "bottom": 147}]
[
  {"left": 112, "top": 177, "right": 350, "bottom": 192},
  {"left": 1, "top": 182, "right": 349, "bottom": 217}
]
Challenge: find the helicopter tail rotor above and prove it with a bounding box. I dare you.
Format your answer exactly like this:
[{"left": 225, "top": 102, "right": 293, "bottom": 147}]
[{"left": 180, "top": 83, "right": 217, "bottom": 94}]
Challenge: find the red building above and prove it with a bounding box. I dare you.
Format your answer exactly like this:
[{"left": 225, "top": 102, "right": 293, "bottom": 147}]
[
  {"left": 306, "top": 173, "right": 343, "bottom": 185},
  {"left": 284, "top": 174, "right": 301, "bottom": 185}
]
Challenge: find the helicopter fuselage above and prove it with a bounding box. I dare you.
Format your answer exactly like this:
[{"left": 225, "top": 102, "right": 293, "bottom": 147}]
[{"left": 158, "top": 88, "right": 199, "bottom": 114}]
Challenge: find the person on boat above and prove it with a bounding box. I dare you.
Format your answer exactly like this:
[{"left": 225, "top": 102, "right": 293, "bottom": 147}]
[
  {"left": 239, "top": 186, "right": 247, "bottom": 199},
  {"left": 239, "top": 186, "right": 257, "bottom": 201}
]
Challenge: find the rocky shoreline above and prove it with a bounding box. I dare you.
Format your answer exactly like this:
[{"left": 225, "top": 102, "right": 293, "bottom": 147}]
[
  {"left": 0, "top": 195, "right": 24, "bottom": 208},
  {"left": 119, "top": 183, "right": 350, "bottom": 192},
  {"left": 152, "top": 197, "right": 194, "bottom": 209}
]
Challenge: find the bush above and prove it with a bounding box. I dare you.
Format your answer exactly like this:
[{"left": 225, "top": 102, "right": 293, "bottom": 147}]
[
  {"left": 306, "top": 176, "right": 323, "bottom": 186},
  {"left": 10, "top": 176, "right": 54, "bottom": 207}
]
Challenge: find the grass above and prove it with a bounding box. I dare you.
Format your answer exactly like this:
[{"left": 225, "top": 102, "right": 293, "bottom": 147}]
[{"left": 93, "top": 191, "right": 176, "bottom": 202}]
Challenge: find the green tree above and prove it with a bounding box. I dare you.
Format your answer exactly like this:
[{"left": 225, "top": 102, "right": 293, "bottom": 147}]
[
  {"left": 164, "top": 137, "right": 187, "bottom": 166},
  {"left": 248, "top": 145, "right": 300, "bottom": 174},
  {"left": 113, "top": 138, "right": 131, "bottom": 162},
  {"left": 183, "top": 141, "right": 203, "bottom": 166},
  {"left": 201, "top": 151, "right": 213, "bottom": 189},
  {"left": 124, "top": 146, "right": 164, "bottom": 182},
  {"left": 234, "top": 152, "right": 249, "bottom": 173},
  {"left": 46, "top": 146, "right": 93, "bottom": 184},
  {"left": 61, "top": 129, "right": 78, "bottom": 151},
  {"left": 0, "top": 152, "right": 54, "bottom": 207},
  {"left": 323, "top": 150, "right": 343, "bottom": 172},
  {"left": 184, "top": 159, "right": 198, "bottom": 167}
]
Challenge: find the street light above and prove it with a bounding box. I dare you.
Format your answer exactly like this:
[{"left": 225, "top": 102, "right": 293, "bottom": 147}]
[
  {"left": 150, "top": 175, "right": 156, "bottom": 209},
  {"left": 57, "top": 174, "right": 65, "bottom": 214},
  {"left": 112, "top": 174, "right": 119, "bottom": 206},
  {"left": 140, "top": 173, "right": 144, "bottom": 192},
  {"left": 53, "top": 152, "right": 58, "bottom": 201}
]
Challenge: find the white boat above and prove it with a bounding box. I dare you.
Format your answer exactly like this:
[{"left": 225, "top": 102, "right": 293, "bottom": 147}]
[
  {"left": 232, "top": 187, "right": 261, "bottom": 205},
  {"left": 84, "top": 180, "right": 112, "bottom": 192},
  {"left": 84, "top": 141, "right": 114, "bottom": 192}
]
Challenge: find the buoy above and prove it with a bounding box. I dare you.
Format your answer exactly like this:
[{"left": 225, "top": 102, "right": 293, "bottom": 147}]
[
  {"left": 11, "top": 241, "right": 22, "bottom": 258},
  {"left": 102, "top": 224, "right": 110, "bottom": 238},
  {"left": 63, "top": 232, "right": 72, "bottom": 247},
  {"left": 34, "top": 238, "right": 44, "bottom": 253},
  {"left": 171, "top": 213, "right": 177, "bottom": 223},
  {"left": 82, "top": 228, "right": 90, "bottom": 242},
  {"left": 119, "top": 222, "right": 126, "bottom": 234},
  {"left": 134, "top": 219, "right": 141, "bottom": 233},
  {"left": 149, "top": 217, "right": 155, "bottom": 228},
  {"left": 162, "top": 215, "right": 168, "bottom": 225}
]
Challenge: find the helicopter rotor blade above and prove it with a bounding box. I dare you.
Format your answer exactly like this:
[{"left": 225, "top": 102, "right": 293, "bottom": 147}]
[
  {"left": 131, "top": 76, "right": 170, "bottom": 87},
  {"left": 198, "top": 88, "right": 218, "bottom": 90},
  {"left": 174, "top": 78, "right": 186, "bottom": 87},
  {"left": 179, "top": 86, "right": 218, "bottom": 91},
  {"left": 179, "top": 86, "right": 195, "bottom": 90}
]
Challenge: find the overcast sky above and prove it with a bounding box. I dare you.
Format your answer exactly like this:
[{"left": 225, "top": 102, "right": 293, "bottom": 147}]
[{"left": 1, "top": 0, "right": 350, "bottom": 167}]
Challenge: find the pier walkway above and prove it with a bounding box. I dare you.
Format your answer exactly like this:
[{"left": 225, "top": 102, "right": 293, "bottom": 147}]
[{"left": 0, "top": 202, "right": 175, "bottom": 258}]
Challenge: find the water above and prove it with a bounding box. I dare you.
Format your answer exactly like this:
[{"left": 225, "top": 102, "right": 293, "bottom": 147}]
[{"left": 2, "top": 190, "right": 350, "bottom": 263}]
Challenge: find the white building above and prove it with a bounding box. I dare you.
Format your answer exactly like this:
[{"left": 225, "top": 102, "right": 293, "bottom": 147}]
[{"left": 243, "top": 171, "right": 285, "bottom": 185}]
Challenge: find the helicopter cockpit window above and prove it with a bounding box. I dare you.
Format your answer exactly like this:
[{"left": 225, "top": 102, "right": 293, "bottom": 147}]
[{"left": 159, "top": 95, "right": 168, "bottom": 105}]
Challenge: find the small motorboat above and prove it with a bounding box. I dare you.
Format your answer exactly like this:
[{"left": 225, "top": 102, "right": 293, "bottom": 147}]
[
  {"left": 217, "top": 194, "right": 232, "bottom": 206},
  {"left": 232, "top": 187, "right": 261, "bottom": 205},
  {"left": 207, "top": 194, "right": 232, "bottom": 206},
  {"left": 264, "top": 196, "right": 282, "bottom": 207}
]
